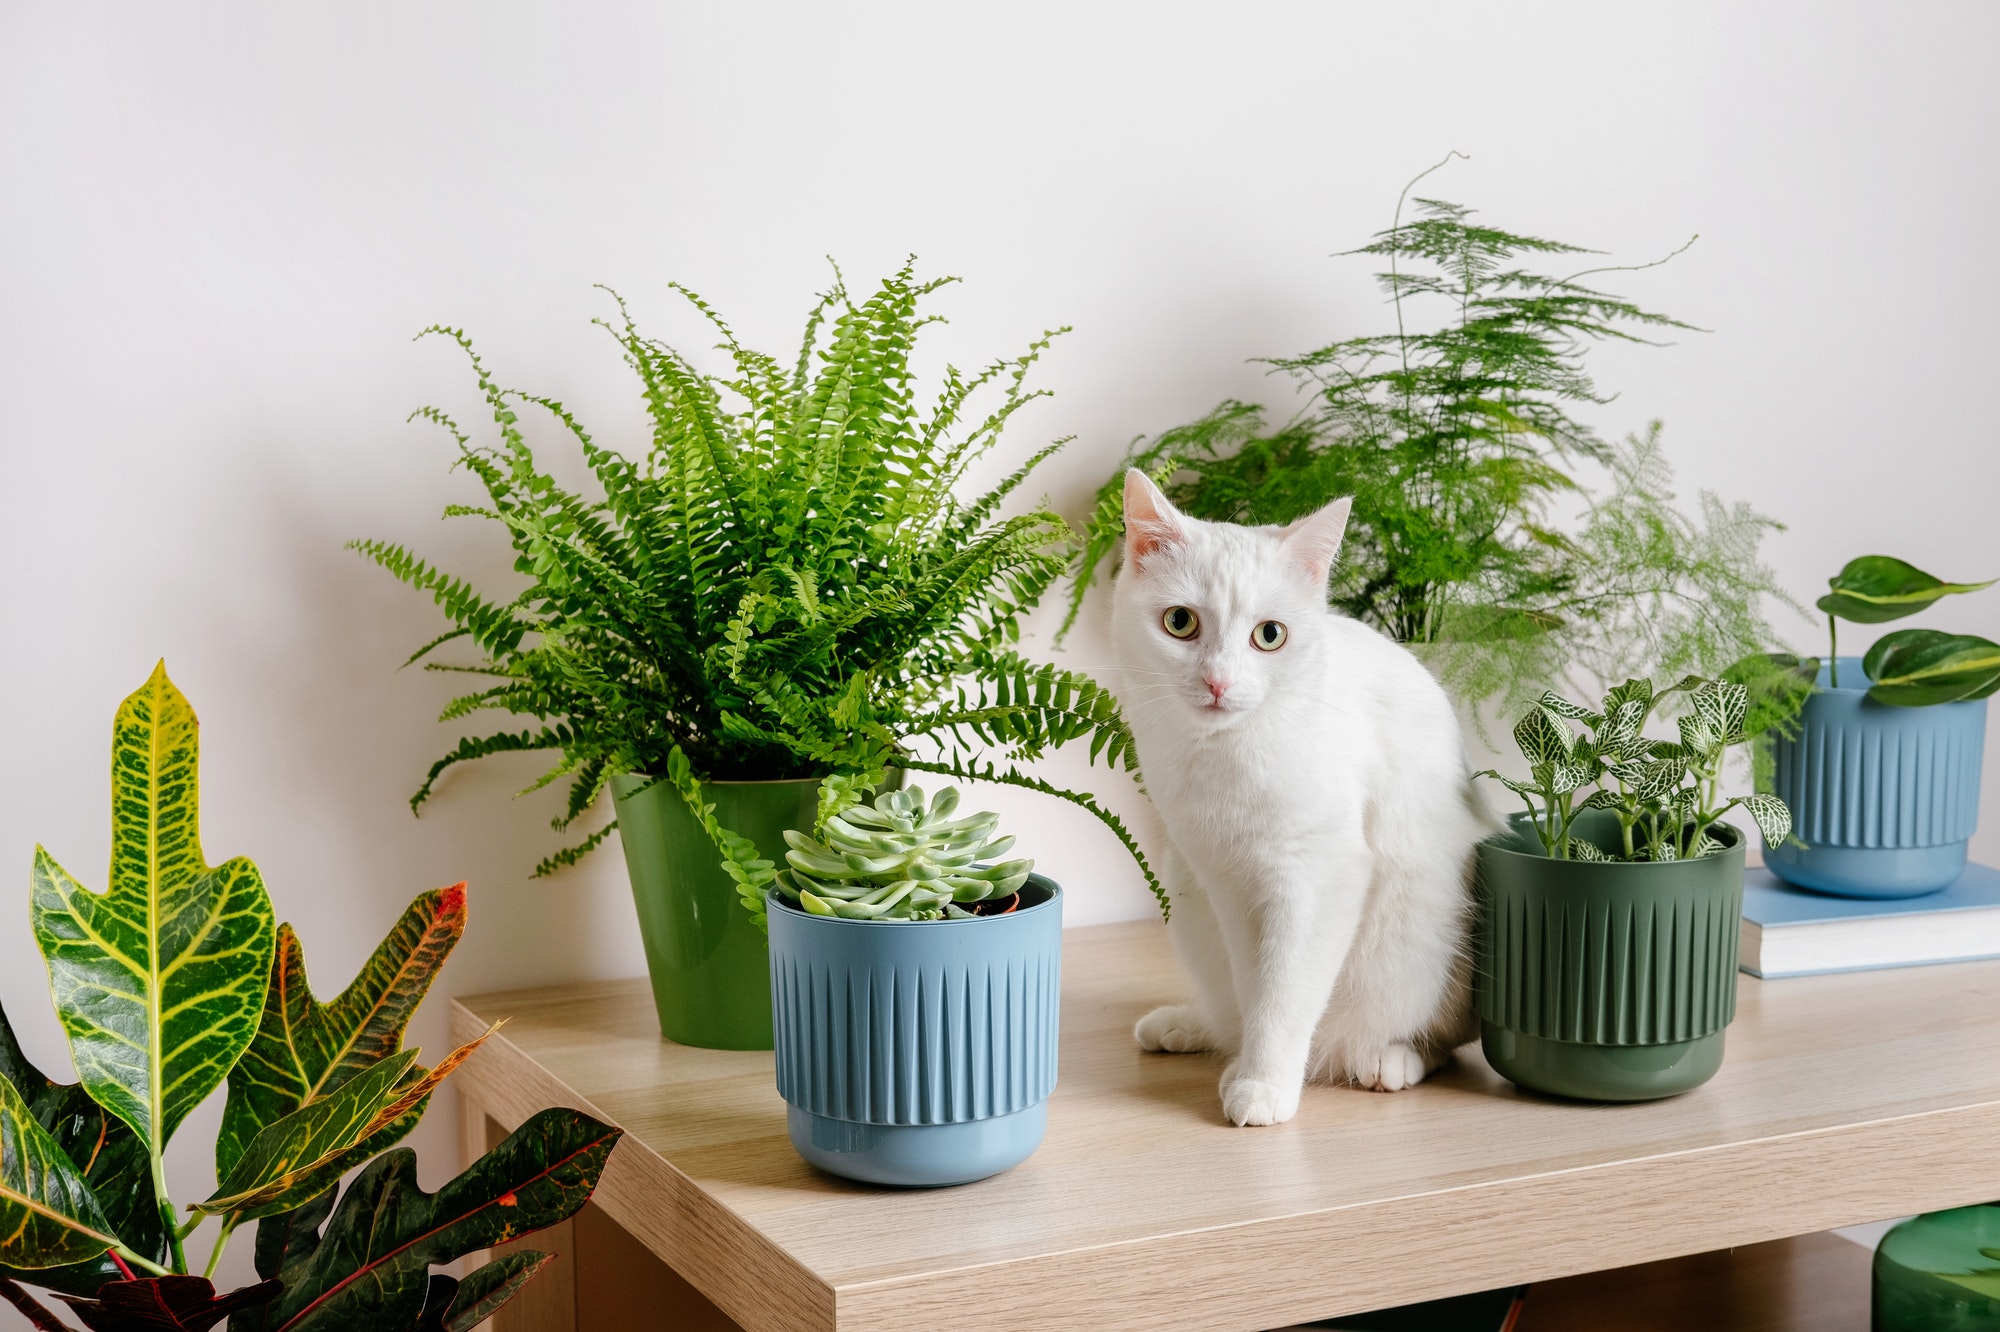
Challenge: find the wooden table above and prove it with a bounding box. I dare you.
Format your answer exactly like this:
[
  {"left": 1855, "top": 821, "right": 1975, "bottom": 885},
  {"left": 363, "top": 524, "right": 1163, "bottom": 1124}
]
[{"left": 450, "top": 922, "right": 2000, "bottom": 1332}]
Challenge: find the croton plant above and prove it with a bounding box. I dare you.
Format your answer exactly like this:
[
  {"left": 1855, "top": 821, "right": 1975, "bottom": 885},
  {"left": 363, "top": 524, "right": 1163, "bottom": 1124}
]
[{"left": 0, "top": 665, "right": 618, "bottom": 1331}]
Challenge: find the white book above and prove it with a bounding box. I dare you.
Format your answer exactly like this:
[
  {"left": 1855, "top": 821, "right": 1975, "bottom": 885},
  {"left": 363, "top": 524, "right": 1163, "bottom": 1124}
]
[{"left": 1740, "top": 864, "right": 2000, "bottom": 979}]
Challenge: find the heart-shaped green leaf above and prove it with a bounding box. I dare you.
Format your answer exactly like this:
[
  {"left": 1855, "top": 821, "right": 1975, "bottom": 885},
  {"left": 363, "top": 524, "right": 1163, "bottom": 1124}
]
[
  {"left": 218, "top": 885, "right": 467, "bottom": 1180},
  {"left": 0, "top": 1006, "right": 166, "bottom": 1295},
  {"left": 1692, "top": 680, "right": 1749, "bottom": 745},
  {"left": 239, "top": 1109, "right": 619, "bottom": 1332},
  {"left": 1737, "top": 793, "right": 1794, "bottom": 846},
  {"left": 30, "top": 664, "right": 276, "bottom": 1166},
  {"left": 1818, "top": 555, "right": 1994, "bottom": 625},
  {"left": 0, "top": 1075, "right": 123, "bottom": 1272},
  {"left": 1863, "top": 630, "right": 2000, "bottom": 706},
  {"left": 197, "top": 1025, "right": 498, "bottom": 1223},
  {"left": 1512, "top": 708, "right": 1571, "bottom": 766}
]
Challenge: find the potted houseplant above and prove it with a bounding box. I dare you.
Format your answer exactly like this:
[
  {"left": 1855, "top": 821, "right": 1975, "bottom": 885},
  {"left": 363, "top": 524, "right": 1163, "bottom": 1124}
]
[
  {"left": 1064, "top": 157, "right": 1795, "bottom": 726},
  {"left": 1762, "top": 555, "right": 1997, "bottom": 898},
  {"left": 354, "top": 263, "right": 1157, "bottom": 1051},
  {"left": 1475, "top": 676, "right": 1793, "bottom": 1102},
  {"left": 763, "top": 784, "right": 1060, "bottom": 1187},
  {"left": 0, "top": 664, "right": 617, "bottom": 1332}
]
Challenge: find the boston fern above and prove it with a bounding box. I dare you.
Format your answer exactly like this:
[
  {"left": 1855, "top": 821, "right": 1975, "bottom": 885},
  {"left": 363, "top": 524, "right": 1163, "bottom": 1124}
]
[
  {"left": 353, "top": 262, "right": 1161, "bottom": 918},
  {"left": 1065, "top": 156, "right": 1793, "bottom": 722}
]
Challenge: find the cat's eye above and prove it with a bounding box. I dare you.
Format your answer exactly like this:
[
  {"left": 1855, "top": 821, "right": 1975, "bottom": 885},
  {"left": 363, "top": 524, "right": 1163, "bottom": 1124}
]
[
  {"left": 1251, "top": 620, "right": 1288, "bottom": 651},
  {"left": 1162, "top": 606, "right": 1199, "bottom": 639}
]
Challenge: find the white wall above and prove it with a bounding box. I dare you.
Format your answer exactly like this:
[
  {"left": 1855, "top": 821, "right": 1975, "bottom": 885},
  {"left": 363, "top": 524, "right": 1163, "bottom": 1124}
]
[{"left": 4, "top": 0, "right": 1997, "bottom": 1307}]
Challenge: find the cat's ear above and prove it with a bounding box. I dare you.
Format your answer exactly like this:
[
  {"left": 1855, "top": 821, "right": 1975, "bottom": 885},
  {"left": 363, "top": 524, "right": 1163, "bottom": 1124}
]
[
  {"left": 1280, "top": 496, "right": 1352, "bottom": 585},
  {"left": 1123, "top": 469, "right": 1188, "bottom": 567}
]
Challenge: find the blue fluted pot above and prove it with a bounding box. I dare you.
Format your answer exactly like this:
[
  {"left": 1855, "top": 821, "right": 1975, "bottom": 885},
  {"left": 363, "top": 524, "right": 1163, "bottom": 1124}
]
[
  {"left": 766, "top": 875, "right": 1061, "bottom": 1187},
  {"left": 1765, "top": 658, "right": 1987, "bottom": 899}
]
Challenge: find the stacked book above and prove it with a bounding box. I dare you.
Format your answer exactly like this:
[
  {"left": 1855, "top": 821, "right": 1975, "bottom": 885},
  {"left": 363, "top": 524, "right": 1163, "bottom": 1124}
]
[{"left": 1740, "top": 863, "right": 2000, "bottom": 979}]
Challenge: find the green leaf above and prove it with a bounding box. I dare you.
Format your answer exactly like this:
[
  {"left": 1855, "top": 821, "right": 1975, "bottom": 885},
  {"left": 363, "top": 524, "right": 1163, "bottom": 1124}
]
[
  {"left": 1566, "top": 838, "right": 1611, "bottom": 862},
  {"left": 196, "top": 1024, "right": 497, "bottom": 1223},
  {"left": 243, "top": 1109, "right": 620, "bottom": 1332},
  {"left": 1864, "top": 630, "right": 2000, "bottom": 706},
  {"left": 444, "top": 1251, "right": 554, "bottom": 1331},
  {"left": 55, "top": 1275, "right": 281, "bottom": 1331},
  {"left": 0, "top": 1075, "right": 122, "bottom": 1272},
  {"left": 1536, "top": 691, "right": 1600, "bottom": 724},
  {"left": 1543, "top": 760, "right": 1592, "bottom": 797},
  {"left": 0, "top": 1005, "right": 166, "bottom": 1295},
  {"left": 1692, "top": 680, "right": 1748, "bottom": 744},
  {"left": 218, "top": 885, "right": 468, "bottom": 1180},
  {"left": 1512, "top": 707, "right": 1571, "bottom": 766},
  {"left": 29, "top": 664, "right": 277, "bottom": 1164},
  {"left": 1737, "top": 793, "right": 1794, "bottom": 846},
  {"left": 1630, "top": 757, "right": 1687, "bottom": 801},
  {"left": 1818, "top": 555, "right": 1994, "bottom": 625}
]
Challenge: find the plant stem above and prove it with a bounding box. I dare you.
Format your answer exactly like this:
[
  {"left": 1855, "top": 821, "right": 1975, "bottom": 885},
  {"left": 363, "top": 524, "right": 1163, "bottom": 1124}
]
[
  {"left": 203, "top": 1219, "right": 236, "bottom": 1282},
  {"left": 152, "top": 1151, "right": 187, "bottom": 1274},
  {"left": 1829, "top": 614, "right": 1839, "bottom": 687},
  {"left": 114, "top": 1245, "right": 172, "bottom": 1278}
]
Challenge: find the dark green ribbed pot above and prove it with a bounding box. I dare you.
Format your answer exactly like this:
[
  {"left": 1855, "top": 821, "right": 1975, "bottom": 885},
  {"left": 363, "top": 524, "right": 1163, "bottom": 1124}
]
[
  {"left": 1475, "top": 809, "right": 1746, "bottom": 1102},
  {"left": 612, "top": 773, "right": 822, "bottom": 1050}
]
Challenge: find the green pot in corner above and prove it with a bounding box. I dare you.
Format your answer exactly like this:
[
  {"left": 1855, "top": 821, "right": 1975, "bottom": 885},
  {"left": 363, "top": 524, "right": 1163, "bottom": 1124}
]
[
  {"left": 1474, "top": 809, "right": 1746, "bottom": 1102},
  {"left": 611, "top": 773, "right": 821, "bottom": 1050}
]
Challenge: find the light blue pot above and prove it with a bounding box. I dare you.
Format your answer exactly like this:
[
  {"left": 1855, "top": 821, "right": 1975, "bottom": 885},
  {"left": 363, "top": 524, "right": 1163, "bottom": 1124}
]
[
  {"left": 1765, "top": 658, "right": 1988, "bottom": 899},
  {"left": 766, "top": 875, "right": 1061, "bottom": 1187}
]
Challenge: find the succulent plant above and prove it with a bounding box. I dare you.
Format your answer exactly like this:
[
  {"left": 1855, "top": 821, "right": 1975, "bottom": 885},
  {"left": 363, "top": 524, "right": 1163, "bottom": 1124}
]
[{"left": 774, "top": 786, "right": 1033, "bottom": 921}]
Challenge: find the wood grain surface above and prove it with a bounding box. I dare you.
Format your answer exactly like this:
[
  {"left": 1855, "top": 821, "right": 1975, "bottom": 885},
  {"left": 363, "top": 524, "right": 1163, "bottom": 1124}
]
[{"left": 451, "top": 921, "right": 2000, "bottom": 1331}]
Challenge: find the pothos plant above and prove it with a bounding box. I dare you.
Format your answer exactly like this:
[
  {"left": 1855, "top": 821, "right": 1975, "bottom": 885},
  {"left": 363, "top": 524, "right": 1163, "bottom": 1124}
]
[
  {"left": 1065, "top": 156, "right": 1794, "bottom": 726},
  {"left": 1477, "top": 675, "right": 1794, "bottom": 863},
  {"left": 354, "top": 261, "right": 1161, "bottom": 926},
  {"left": 0, "top": 665, "right": 618, "bottom": 1332},
  {"left": 1817, "top": 555, "right": 1998, "bottom": 704}
]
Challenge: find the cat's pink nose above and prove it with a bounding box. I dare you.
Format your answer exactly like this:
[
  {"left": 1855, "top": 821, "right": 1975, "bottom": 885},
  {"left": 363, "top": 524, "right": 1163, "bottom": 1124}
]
[{"left": 1203, "top": 675, "right": 1231, "bottom": 703}]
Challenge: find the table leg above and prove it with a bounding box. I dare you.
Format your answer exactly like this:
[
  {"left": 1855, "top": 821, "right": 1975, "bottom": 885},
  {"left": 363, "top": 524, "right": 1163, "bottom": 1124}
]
[{"left": 458, "top": 1099, "right": 744, "bottom": 1332}]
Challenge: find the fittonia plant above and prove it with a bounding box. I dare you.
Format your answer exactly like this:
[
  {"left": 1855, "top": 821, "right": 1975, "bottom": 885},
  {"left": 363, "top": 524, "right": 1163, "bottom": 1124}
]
[
  {"left": 774, "top": 786, "right": 1033, "bottom": 921},
  {"left": 1478, "top": 676, "right": 1793, "bottom": 863}
]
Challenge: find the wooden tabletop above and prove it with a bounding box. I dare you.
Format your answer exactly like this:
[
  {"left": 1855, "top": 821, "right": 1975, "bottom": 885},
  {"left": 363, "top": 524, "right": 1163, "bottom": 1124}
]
[{"left": 450, "top": 922, "right": 2000, "bottom": 1332}]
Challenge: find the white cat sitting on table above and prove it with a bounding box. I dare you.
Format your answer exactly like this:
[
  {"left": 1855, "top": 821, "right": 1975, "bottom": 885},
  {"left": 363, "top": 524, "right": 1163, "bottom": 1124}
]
[{"left": 1110, "top": 470, "right": 1493, "bottom": 1126}]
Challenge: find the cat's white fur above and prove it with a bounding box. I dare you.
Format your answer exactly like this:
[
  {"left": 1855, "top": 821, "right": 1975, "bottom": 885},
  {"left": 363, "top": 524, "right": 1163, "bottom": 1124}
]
[{"left": 1111, "top": 470, "right": 1490, "bottom": 1126}]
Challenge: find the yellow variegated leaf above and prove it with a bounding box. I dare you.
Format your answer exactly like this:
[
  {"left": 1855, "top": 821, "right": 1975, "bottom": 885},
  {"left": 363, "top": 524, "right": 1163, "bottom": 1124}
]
[{"left": 29, "top": 663, "right": 276, "bottom": 1169}]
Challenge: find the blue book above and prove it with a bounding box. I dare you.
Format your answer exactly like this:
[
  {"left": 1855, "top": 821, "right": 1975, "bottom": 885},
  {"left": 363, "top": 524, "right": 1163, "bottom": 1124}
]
[{"left": 1740, "top": 863, "right": 2000, "bottom": 978}]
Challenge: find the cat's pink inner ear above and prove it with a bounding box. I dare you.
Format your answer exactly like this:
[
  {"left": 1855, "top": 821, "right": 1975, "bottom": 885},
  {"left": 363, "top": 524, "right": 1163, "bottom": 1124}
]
[
  {"left": 1282, "top": 496, "right": 1353, "bottom": 584},
  {"left": 1124, "top": 469, "right": 1187, "bottom": 566}
]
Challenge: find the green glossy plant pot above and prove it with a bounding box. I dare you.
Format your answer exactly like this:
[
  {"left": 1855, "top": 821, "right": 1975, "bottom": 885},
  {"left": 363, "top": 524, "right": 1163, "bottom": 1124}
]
[
  {"left": 612, "top": 773, "right": 821, "bottom": 1050},
  {"left": 1475, "top": 809, "right": 1745, "bottom": 1102},
  {"left": 1874, "top": 1203, "right": 2000, "bottom": 1329}
]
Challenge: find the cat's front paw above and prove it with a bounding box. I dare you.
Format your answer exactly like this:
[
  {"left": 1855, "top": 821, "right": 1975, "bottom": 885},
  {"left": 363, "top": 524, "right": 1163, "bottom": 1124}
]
[
  {"left": 1349, "top": 1043, "right": 1433, "bottom": 1093},
  {"left": 1135, "top": 1004, "right": 1212, "bottom": 1053},
  {"left": 1219, "top": 1067, "right": 1300, "bottom": 1126}
]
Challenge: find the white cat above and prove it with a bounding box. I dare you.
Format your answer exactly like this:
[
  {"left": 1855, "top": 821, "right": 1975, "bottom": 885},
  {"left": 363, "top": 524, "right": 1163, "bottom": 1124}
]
[{"left": 1111, "top": 470, "right": 1490, "bottom": 1126}]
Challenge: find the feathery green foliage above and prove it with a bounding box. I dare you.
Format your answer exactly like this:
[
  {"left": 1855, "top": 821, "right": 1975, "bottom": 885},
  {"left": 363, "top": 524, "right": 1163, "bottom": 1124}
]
[
  {"left": 354, "top": 262, "right": 1160, "bottom": 916},
  {"left": 1067, "top": 159, "right": 1794, "bottom": 723}
]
